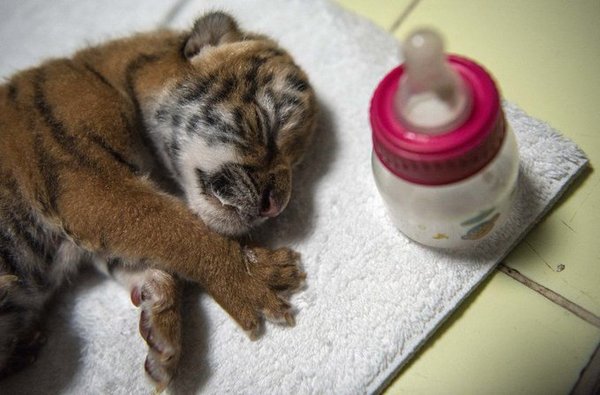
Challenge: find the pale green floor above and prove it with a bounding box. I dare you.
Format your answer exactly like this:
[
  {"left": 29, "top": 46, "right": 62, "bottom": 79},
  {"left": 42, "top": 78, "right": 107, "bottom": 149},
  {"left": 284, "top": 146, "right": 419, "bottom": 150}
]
[{"left": 335, "top": 0, "right": 600, "bottom": 393}]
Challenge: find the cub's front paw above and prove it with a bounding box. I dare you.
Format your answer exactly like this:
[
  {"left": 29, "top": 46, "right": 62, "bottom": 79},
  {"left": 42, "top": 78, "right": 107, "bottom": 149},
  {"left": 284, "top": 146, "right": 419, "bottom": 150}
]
[
  {"left": 131, "top": 270, "right": 182, "bottom": 393},
  {"left": 224, "top": 246, "right": 306, "bottom": 340}
]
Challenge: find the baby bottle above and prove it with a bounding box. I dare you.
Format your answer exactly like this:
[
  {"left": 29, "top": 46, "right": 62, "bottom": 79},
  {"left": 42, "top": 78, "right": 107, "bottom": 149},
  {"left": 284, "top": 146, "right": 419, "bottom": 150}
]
[{"left": 370, "top": 28, "right": 519, "bottom": 249}]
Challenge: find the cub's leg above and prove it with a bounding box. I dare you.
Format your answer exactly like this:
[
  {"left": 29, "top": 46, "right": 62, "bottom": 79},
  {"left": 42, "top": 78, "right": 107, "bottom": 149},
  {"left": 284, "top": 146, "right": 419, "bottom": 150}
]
[
  {"left": 0, "top": 274, "right": 47, "bottom": 379},
  {"left": 0, "top": 239, "right": 82, "bottom": 378},
  {"left": 58, "top": 175, "right": 305, "bottom": 340},
  {"left": 95, "top": 258, "right": 181, "bottom": 391},
  {"left": 0, "top": 177, "right": 82, "bottom": 378}
]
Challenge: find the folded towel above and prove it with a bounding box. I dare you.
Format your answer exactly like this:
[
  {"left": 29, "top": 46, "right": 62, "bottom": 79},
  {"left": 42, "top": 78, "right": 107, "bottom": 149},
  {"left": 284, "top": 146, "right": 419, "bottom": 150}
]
[{"left": 0, "top": 0, "right": 588, "bottom": 394}]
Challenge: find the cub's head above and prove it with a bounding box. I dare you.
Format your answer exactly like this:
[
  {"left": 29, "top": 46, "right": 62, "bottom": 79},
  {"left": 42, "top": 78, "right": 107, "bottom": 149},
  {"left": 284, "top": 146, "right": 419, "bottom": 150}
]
[{"left": 146, "top": 12, "right": 317, "bottom": 236}]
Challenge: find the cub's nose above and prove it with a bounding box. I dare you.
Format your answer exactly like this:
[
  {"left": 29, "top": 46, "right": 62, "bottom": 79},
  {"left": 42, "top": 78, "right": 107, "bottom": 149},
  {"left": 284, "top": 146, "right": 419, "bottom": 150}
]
[{"left": 259, "top": 188, "right": 282, "bottom": 218}]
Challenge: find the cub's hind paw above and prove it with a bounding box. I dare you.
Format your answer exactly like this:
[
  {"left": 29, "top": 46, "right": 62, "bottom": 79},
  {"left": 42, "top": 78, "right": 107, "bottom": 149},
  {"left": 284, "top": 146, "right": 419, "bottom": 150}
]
[
  {"left": 224, "top": 246, "right": 306, "bottom": 339},
  {"left": 131, "top": 270, "right": 182, "bottom": 392},
  {"left": 139, "top": 307, "right": 180, "bottom": 390}
]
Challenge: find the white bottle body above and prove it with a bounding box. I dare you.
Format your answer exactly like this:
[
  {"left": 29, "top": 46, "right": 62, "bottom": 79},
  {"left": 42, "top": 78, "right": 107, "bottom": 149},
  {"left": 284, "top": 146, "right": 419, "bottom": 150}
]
[{"left": 372, "top": 123, "right": 519, "bottom": 249}]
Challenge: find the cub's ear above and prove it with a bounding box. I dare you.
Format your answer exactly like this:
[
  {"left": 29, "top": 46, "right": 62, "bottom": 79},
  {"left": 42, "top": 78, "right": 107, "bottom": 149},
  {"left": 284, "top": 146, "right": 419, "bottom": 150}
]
[{"left": 183, "top": 12, "right": 243, "bottom": 59}]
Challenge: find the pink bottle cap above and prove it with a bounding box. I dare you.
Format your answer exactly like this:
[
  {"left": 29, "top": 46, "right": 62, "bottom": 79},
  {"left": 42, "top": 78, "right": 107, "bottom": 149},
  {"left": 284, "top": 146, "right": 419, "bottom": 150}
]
[{"left": 370, "top": 55, "right": 505, "bottom": 185}]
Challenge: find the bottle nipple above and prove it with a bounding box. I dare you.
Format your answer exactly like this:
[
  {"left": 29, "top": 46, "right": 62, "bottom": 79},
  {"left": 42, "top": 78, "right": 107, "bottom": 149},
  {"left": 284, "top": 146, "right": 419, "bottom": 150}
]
[{"left": 395, "top": 28, "right": 472, "bottom": 135}]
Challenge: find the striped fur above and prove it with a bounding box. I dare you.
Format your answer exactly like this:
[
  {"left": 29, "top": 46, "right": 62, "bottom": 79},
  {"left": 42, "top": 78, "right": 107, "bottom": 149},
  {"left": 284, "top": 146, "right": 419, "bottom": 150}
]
[
  {"left": 0, "top": 12, "right": 315, "bottom": 389},
  {"left": 144, "top": 35, "right": 316, "bottom": 235}
]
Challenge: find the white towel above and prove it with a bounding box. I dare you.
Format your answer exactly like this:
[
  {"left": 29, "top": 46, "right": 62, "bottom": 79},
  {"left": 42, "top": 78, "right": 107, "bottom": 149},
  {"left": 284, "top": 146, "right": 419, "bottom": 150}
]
[{"left": 0, "top": 1, "right": 588, "bottom": 394}]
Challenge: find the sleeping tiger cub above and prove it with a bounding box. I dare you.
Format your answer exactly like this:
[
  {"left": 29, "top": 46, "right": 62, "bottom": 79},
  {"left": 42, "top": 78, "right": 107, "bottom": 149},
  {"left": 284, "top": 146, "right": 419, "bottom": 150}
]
[{"left": 0, "top": 11, "right": 316, "bottom": 390}]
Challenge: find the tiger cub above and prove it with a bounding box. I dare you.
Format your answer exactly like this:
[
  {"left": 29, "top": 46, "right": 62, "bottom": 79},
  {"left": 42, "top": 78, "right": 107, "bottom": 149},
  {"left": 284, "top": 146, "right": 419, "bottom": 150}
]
[{"left": 0, "top": 11, "right": 316, "bottom": 390}]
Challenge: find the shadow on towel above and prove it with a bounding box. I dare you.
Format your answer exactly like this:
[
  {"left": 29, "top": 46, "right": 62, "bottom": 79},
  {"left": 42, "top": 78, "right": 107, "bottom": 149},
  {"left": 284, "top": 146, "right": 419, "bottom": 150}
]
[{"left": 169, "top": 285, "right": 211, "bottom": 394}]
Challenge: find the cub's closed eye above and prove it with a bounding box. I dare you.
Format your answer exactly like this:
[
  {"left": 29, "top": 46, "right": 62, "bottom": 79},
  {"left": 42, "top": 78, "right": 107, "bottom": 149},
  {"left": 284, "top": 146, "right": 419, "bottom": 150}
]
[
  {"left": 286, "top": 74, "right": 308, "bottom": 92},
  {"left": 195, "top": 168, "right": 208, "bottom": 190},
  {"left": 209, "top": 172, "right": 231, "bottom": 195}
]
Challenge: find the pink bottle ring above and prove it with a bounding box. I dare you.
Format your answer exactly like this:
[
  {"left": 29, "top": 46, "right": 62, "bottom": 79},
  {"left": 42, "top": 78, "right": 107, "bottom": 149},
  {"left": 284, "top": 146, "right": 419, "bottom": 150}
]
[{"left": 370, "top": 55, "right": 504, "bottom": 185}]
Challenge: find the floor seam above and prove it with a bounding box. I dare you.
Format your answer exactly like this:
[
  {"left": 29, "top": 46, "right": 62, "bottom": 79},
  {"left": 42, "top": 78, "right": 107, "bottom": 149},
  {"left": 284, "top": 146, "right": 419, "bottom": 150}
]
[
  {"left": 498, "top": 263, "right": 600, "bottom": 329},
  {"left": 158, "top": 0, "right": 193, "bottom": 28},
  {"left": 570, "top": 342, "right": 600, "bottom": 395},
  {"left": 388, "top": 0, "right": 421, "bottom": 33}
]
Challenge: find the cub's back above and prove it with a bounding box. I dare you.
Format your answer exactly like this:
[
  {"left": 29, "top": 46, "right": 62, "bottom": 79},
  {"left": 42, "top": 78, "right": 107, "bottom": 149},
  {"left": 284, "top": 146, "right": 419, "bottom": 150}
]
[{"left": 0, "top": 31, "right": 183, "bottom": 205}]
